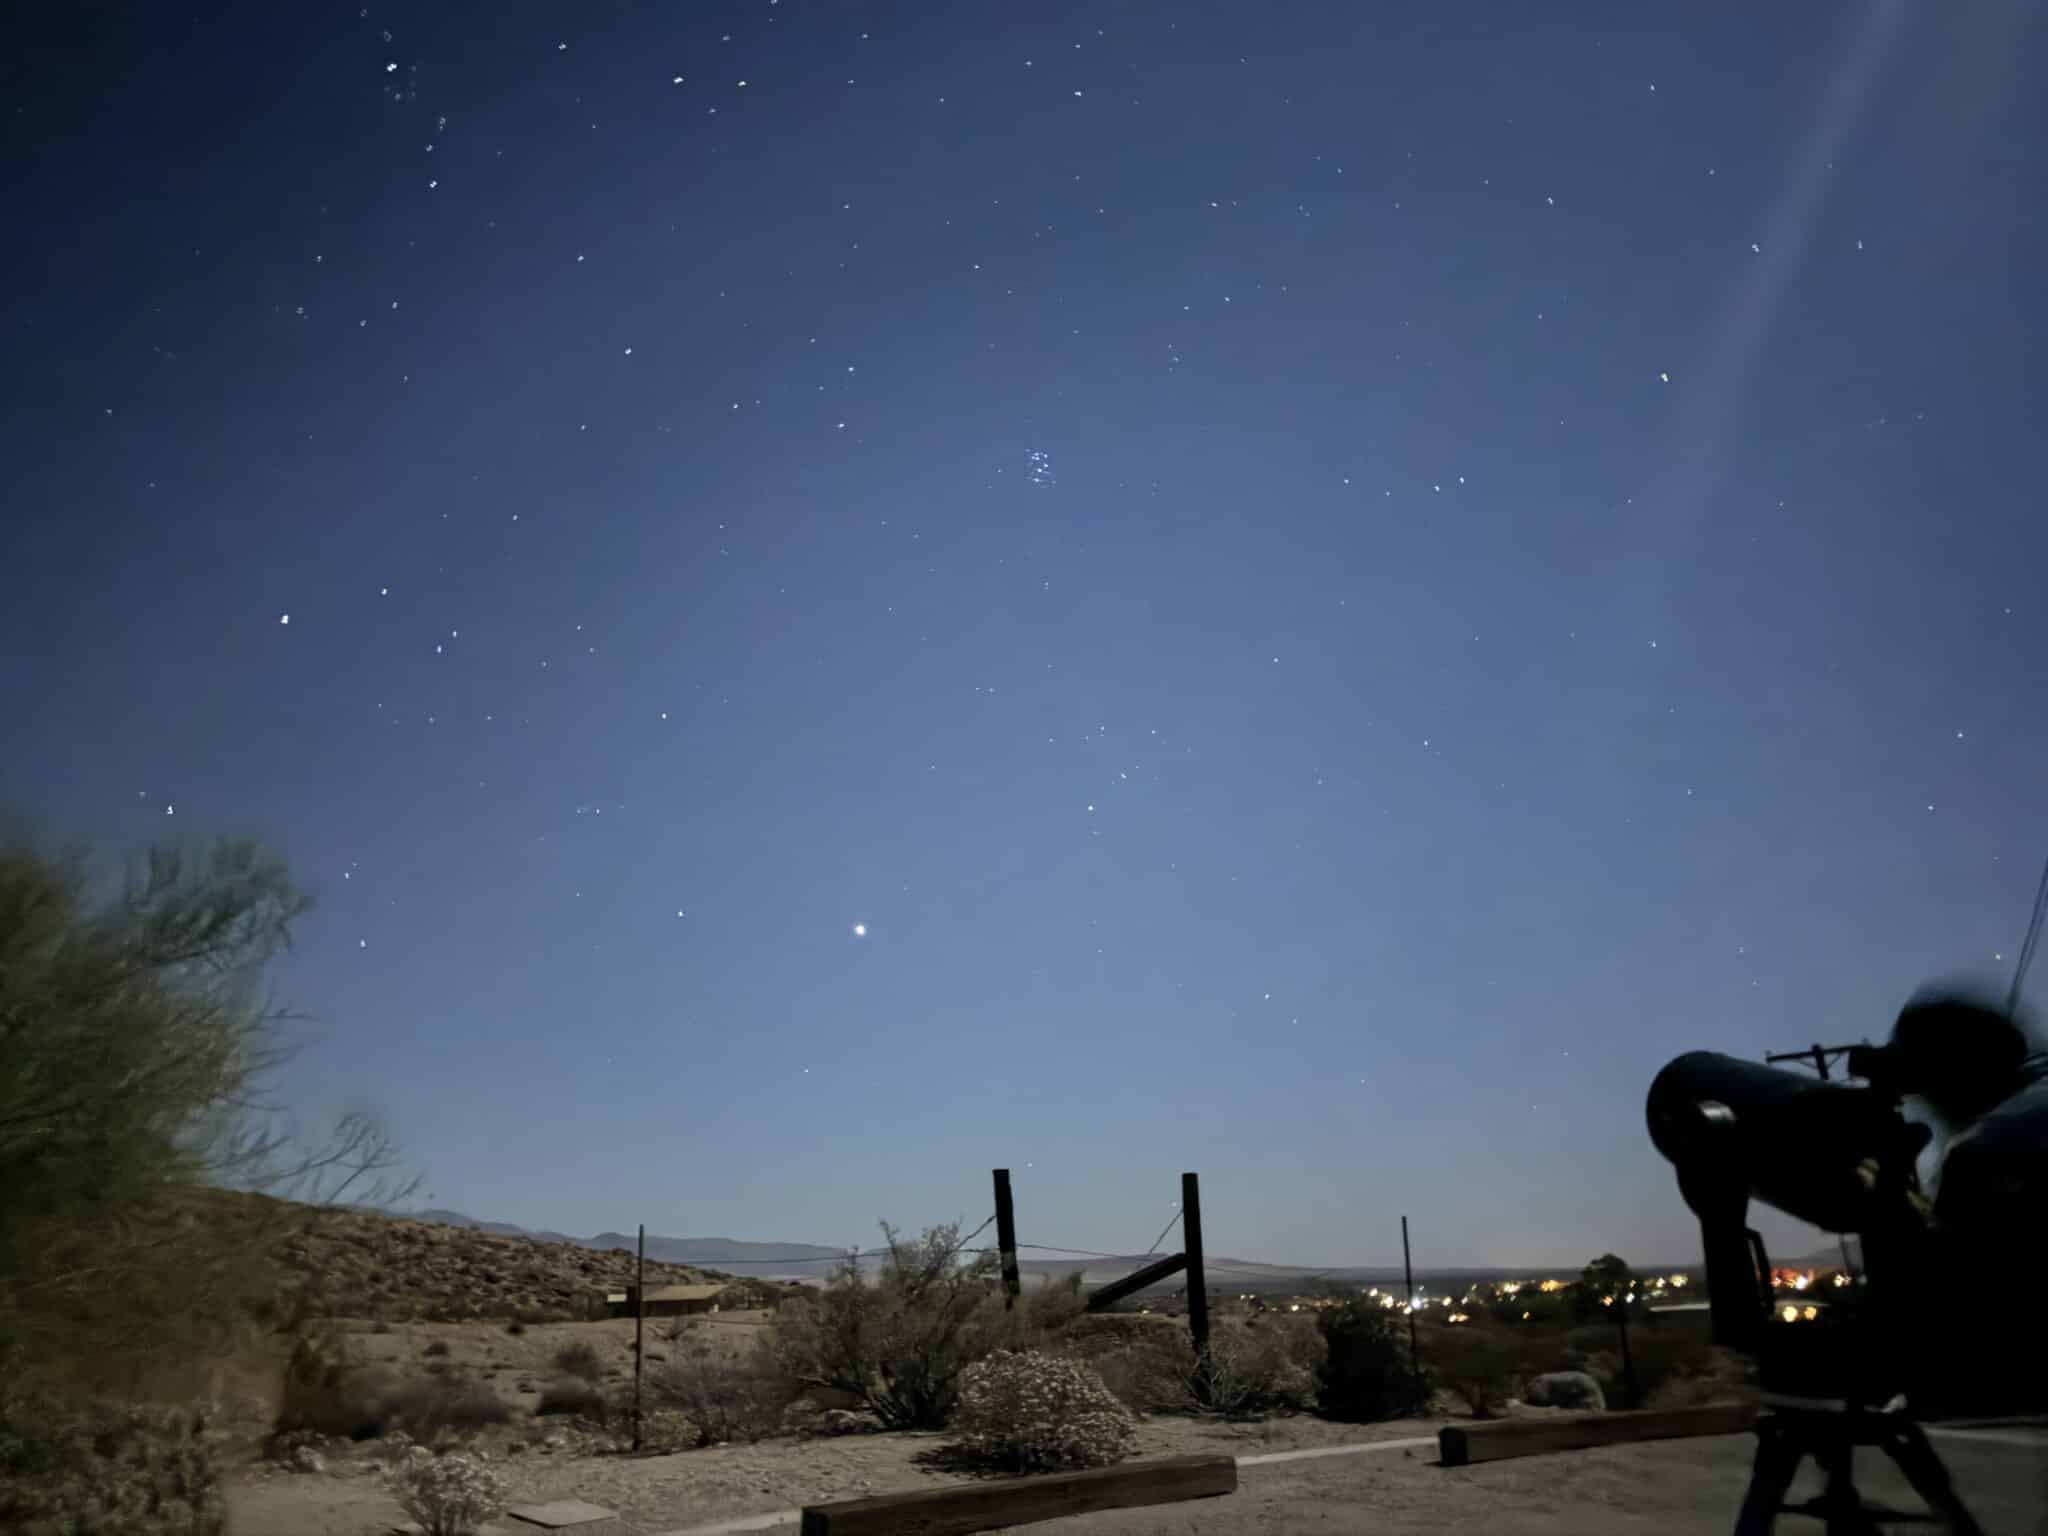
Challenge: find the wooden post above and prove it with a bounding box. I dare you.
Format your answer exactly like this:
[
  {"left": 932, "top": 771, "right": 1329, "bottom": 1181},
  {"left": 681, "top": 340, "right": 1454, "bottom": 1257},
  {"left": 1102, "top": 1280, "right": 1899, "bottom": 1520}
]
[
  {"left": 993, "top": 1169, "right": 1021, "bottom": 1309},
  {"left": 1401, "top": 1215, "right": 1421, "bottom": 1411},
  {"left": 633, "top": 1223, "right": 646, "bottom": 1452},
  {"left": 1181, "top": 1172, "right": 1209, "bottom": 1398},
  {"left": 1615, "top": 1301, "right": 1638, "bottom": 1408}
]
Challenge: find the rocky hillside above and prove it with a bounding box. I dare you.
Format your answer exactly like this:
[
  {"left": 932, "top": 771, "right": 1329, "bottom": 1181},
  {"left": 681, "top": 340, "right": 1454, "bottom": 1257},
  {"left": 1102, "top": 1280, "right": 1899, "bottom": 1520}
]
[{"left": 245, "top": 1194, "right": 729, "bottom": 1323}]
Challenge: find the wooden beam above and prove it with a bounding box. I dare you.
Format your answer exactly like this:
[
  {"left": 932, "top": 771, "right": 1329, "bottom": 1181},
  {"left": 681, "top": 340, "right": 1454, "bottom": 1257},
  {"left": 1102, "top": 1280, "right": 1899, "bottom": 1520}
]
[
  {"left": 798, "top": 1453, "right": 1236, "bottom": 1536},
  {"left": 1084, "top": 1251, "right": 1187, "bottom": 1312},
  {"left": 1438, "top": 1402, "right": 1760, "bottom": 1467}
]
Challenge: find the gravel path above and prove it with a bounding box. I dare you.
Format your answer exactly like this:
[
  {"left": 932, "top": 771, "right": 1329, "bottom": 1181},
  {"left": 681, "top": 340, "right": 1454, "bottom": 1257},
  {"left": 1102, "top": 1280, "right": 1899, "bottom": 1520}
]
[{"left": 1022, "top": 1427, "right": 2048, "bottom": 1536}]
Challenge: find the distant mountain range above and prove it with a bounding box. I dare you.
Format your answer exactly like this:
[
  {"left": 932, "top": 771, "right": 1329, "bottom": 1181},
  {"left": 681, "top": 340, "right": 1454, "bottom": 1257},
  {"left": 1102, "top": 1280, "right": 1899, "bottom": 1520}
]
[
  {"left": 399, "top": 1208, "right": 1691, "bottom": 1294},
  {"left": 408, "top": 1210, "right": 848, "bottom": 1270}
]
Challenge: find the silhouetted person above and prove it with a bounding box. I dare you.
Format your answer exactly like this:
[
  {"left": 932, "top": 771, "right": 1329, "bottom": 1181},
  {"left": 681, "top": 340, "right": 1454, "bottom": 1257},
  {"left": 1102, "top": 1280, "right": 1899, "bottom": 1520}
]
[{"left": 1862, "top": 987, "right": 2048, "bottom": 1414}]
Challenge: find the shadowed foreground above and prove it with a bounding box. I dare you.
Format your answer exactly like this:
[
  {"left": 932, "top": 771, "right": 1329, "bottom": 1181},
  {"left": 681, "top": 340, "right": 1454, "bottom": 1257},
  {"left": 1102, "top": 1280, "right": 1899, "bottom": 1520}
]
[{"left": 1023, "top": 1429, "right": 2048, "bottom": 1535}]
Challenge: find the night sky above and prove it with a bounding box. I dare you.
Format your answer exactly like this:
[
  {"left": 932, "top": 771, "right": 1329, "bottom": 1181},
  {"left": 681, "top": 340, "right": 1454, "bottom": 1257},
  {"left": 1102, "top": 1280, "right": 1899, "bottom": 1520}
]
[{"left": 5, "top": 2, "right": 2044, "bottom": 1270}]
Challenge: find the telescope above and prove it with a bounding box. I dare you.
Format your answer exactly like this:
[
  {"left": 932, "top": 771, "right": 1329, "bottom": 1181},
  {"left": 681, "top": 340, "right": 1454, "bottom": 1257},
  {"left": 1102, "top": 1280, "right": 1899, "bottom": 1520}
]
[
  {"left": 1645, "top": 1051, "right": 1982, "bottom": 1533},
  {"left": 1646, "top": 1050, "right": 1930, "bottom": 1361}
]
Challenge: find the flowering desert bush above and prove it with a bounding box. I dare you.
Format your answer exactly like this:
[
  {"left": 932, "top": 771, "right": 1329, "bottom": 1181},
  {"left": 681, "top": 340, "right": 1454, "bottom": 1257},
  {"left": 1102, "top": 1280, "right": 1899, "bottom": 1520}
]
[
  {"left": 389, "top": 1450, "right": 508, "bottom": 1536},
  {"left": 0, "top": 1394, "right": 225, "bottom": 1536},
  {"left": 949, "top": 1350, "right": 1136, "bottom": 1473}
]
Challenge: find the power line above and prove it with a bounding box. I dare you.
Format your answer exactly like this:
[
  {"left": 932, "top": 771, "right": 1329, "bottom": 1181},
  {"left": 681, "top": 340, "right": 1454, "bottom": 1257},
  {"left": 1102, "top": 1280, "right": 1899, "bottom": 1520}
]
[{"left": 1144, "top": 1210, "right": 1181, "bottom": 1257}]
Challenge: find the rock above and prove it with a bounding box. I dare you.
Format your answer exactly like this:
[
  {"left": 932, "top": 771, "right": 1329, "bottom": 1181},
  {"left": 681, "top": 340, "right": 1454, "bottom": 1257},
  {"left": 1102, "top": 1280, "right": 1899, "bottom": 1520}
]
[
  {"left": 818, "top": 1409, "right": 884, "bottom": 1436},
  {"left": 1525, "top": 1370, "right": 1606, "bottom": 1412},
  {"left": 290, "top": 1444, "right": 326, "bottom": 1474}
]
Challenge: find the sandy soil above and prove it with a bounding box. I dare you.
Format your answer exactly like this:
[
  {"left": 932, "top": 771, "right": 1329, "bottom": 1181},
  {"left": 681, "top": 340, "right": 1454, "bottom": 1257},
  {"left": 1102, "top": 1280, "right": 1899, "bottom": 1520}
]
[
  {"left": 334, "top": 1312, "right": 775, "bottom": 1417},
  {"left": 224, "top": 1402, "right": 1445, "bottom": 1535},
  {"left": 1028, "top": 1427, "right": 2048, "bottom": 1534}
]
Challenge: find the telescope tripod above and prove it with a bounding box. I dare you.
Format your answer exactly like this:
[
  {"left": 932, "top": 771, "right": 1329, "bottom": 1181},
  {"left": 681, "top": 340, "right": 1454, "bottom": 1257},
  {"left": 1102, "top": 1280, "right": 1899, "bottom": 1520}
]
[{"left": 1733, "top": 1397, "right": 1982, "bottom": 1534}]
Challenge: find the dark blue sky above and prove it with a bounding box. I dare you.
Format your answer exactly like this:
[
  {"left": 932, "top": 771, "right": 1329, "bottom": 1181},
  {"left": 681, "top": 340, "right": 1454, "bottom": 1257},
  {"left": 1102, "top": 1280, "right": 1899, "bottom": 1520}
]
[{"left": 5, "top": 2, "right": 2043, "bottom": 1268}]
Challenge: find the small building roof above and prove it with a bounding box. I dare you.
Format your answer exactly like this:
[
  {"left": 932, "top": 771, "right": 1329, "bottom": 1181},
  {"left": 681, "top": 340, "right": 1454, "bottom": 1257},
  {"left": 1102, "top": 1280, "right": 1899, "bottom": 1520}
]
[{"left": 606, "top": 1283, "right": 725, "bottom": 1303}]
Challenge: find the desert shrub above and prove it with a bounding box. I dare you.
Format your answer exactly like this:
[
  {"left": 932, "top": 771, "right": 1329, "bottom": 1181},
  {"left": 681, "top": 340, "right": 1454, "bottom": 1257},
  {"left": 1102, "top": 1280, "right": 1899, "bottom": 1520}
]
[
  {"left": 1317, "top": 1301, "right": 1429, "bottom": 1421},
  {"left": 275, "top": 1330, "right": 395, "bottom": 1441},
  {"left": 949, "top": 1350, "right": 1136, "bottom": 1472},
  {"left": 504, "top": 1319, "right": 526, "bottom": 1336},
  {"left": 552, "top": 1341, "right": 604, "bottom": 1381},
  {"left": 534, "top": 1376, "right": 609, "bottom": 1422},
  {"left": 422, "top": 1341, "right": 450, "bottom": 1359},
  {"left": 1078, "top": 1316, "right": 1319, "bottom": 1419},
  {"left": 1426, "top": 1325, "right": 1527, "bottom": 1418},
  {"left": 0, "top": 1392, "right": 225, "bottom": 1535},
  {"left": 381, "top": 1375, "right": 511, "bottom": 1441},
  {"left": 0, "top": 838, "right": 410, "bottom": 1397},
  {"left": 767, "top": 1222, "right": 1006, "bottom": 1429},
  {"left": 389, "top": 1450, "right": 508, "bottom": 1536},
  {"left": 1566, "top": 1317, "right": 1731, "bottom": 1410},
  {"left": 649, "top": 1334, "right": 788, "bottom": 1446},
  {"left": 1085, "top": 1328, "right": 1196, "bottom": 1415},
  {"left": 1204, "top": 1316, "right": 1323, "bottom": 1418}
]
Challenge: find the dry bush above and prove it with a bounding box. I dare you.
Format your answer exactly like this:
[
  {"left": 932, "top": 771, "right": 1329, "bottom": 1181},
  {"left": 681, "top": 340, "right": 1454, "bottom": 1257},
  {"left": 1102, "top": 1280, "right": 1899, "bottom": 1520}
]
[
  {"left": 948, "top": 1350, "right": 1136, "bottom": 1472},
  {"left": 381, "top": 1375, "right": 510, "bottom": 1442},
  {"left": 1425, "top": 1324, "right": 1529, "bottom": 1418},
  {"left": 275, "top": 1331, "right": 396, "bottom": 1441},
  {"left": 422, "top": 1341, "right": 450, "bottom": 1358},
  {"left": 275, "top": 1332, "right": 508, "bottom": 1444},
  {"left": 1078, "top": 1316, "right": 1321, "bottom": 1419},
  {"left": 0, "top": 1392, "right": 224, "bottom": 1535},
  {"left": 1561, "top": 1318, "right": 1736, "bottom": 1410},
  {"left": 1205, "top": 1316, "right": 1323, "bottom": 1417},
  {"left": 649, "top": 1333, "right": 788, "bottom": 1446},
  {"left": 0, "top": 838, "right": 410, "bottom": 1399},
  {"left": 534, "top": 1376, "right": 609, "bottom": 1422},
  {"left": 1317, "top": 1301, "right": 1430, "bottom": 1422},
  {"left": 388, "top": 1449, "right": 508, "bottom": 1536},
  {"left": 1086, "top": 1330, "right": 1195, "bottom": 1415},
  {"left": 767, "top": 1222, "right": 1007, "bottom": 1429},
  {"left": 552, "top": 1341, "right": 604, "bottom": 1382}
]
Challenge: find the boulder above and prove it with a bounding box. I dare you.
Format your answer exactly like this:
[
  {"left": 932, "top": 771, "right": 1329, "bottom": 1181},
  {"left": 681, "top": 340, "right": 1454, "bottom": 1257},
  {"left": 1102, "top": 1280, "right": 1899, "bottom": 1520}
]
[{"left": 1525, "top": 1370, "right": 1606, "bottom": 1412}]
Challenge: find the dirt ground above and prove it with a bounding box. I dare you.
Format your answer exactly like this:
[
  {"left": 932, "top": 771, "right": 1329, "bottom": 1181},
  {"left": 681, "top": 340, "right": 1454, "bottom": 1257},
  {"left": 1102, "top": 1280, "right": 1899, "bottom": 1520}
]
[
  {"left": 1028, "top": 1427, "right": 2048, "bottom": 1535},
  {"left": 226, "top": 1341, "right": 1443, "bottom": 1536},
  {"left": 224, "top": 1315, "right": 2046, "bottom": 1535},
  {"left": 334, "top": 1311, "right": 775, "bottom": 1416},
  {"left": 224, "top": 1418, "right": 2048, "bottom": 1536}
]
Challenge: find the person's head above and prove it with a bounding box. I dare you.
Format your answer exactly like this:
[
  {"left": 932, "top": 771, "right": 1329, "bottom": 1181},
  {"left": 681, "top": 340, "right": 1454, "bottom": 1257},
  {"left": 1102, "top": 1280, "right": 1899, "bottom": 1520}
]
[{"left": 1881, "top": 987, "right": 2030, "bottom": 1128}]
